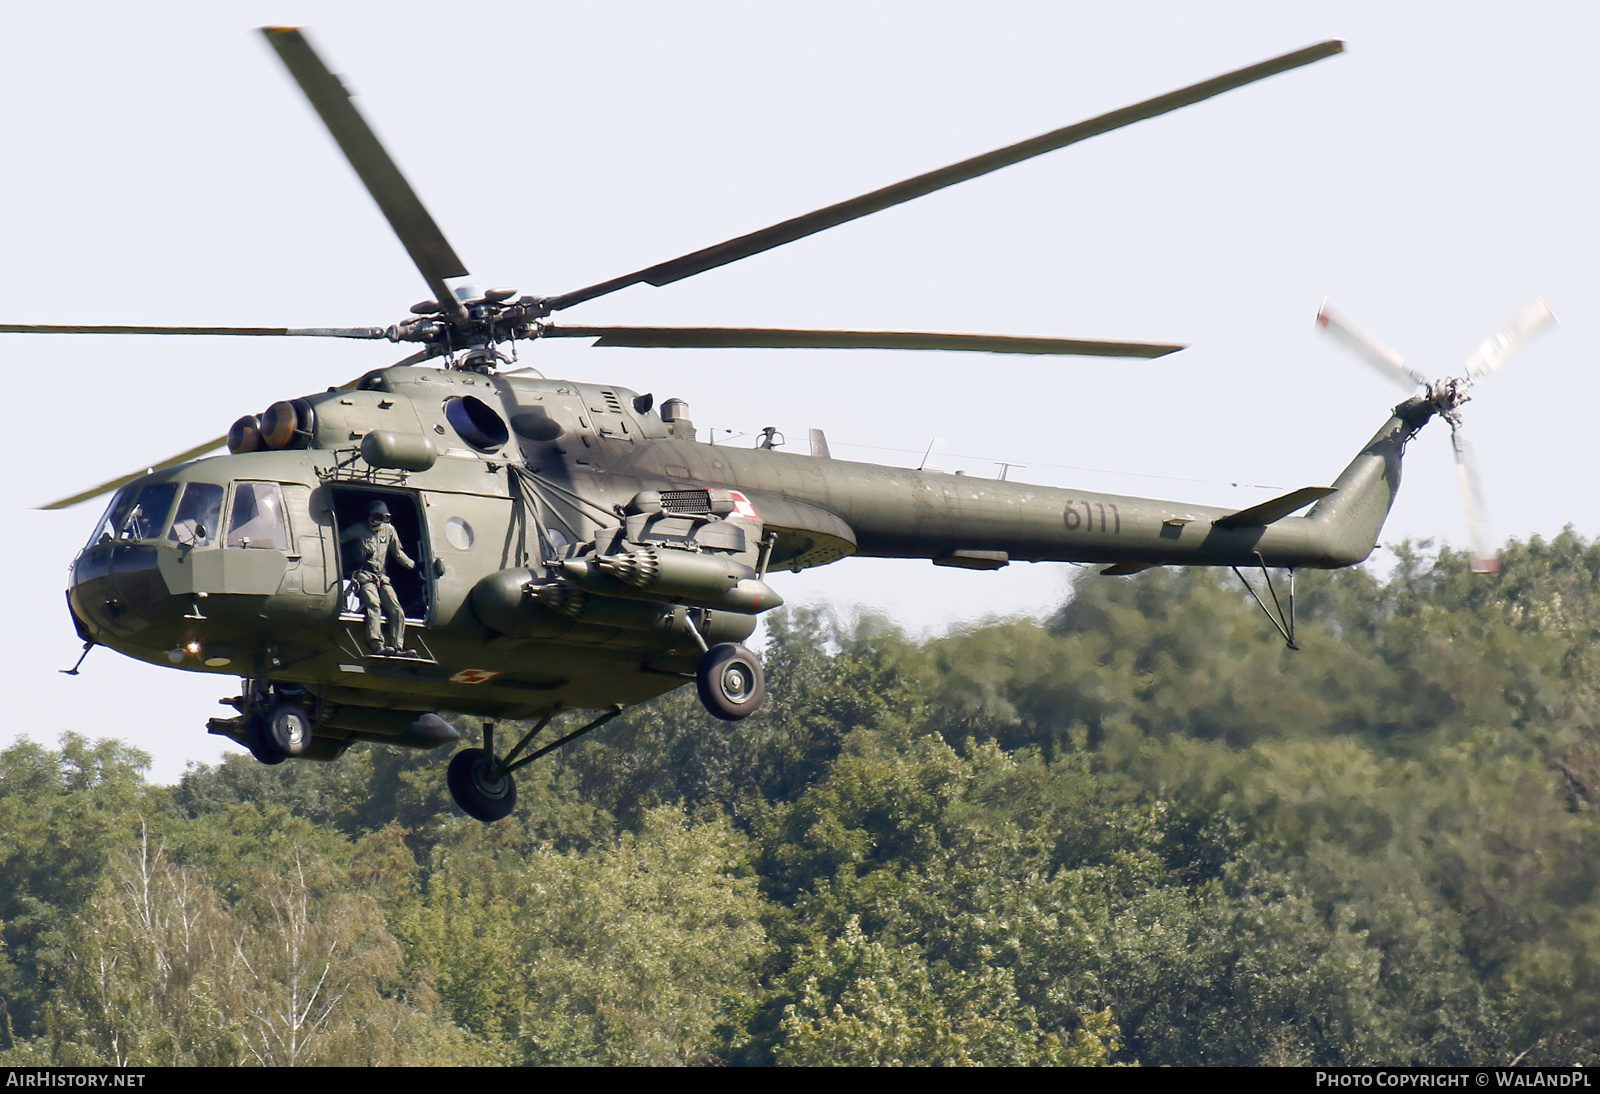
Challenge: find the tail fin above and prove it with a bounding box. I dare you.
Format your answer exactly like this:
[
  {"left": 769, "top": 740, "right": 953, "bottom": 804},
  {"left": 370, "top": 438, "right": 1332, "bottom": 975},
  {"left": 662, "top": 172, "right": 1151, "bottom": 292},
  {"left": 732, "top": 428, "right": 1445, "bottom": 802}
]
[{"left": 1300, "top": 397, "right": 1434, "bottom": 567}]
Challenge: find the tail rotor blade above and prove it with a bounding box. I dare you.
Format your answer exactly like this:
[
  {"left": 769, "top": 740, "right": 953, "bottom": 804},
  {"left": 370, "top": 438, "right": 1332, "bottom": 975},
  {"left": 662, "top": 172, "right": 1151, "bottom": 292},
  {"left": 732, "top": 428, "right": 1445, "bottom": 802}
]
[
  {"left": 1316, "top": 300, "right": 1428, "bottom": 391},
  {"left": 1450, "top": 427, "right": 1499, "bottom": 574},
  {"left": 1462, "top": 297, "right": 1557, "bottom": 384}
]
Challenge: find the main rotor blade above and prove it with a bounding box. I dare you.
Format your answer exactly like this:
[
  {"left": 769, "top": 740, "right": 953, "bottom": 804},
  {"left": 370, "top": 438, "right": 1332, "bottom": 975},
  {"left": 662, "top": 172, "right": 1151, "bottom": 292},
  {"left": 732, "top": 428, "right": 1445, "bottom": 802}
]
[
  {"left": 1462, "top": 297, "right": 1557, "bottom": 384},
  {"left": 262, "top": 27, "right": 469, "bottom": 318},
  {"left": 38, "top": 435, "right": 227, "bottom": 511},
  {"left": 1315, "top": 300, "right": 1427, "bottom": 391},
  {"left": 1450, "top": 427, "right": 1499, "bottom": 574},
  {"left": 544, "top": 40, "right": 1344, "bottom": 312},
  {"left": 38, "top": 373, "right": 373, "bottom": 511},
  {"left": 0, "top": 323, "right": 390, "bottom": 339},
  {"left": 540, "top": 325, "right": 1184, "bottom": 357}
]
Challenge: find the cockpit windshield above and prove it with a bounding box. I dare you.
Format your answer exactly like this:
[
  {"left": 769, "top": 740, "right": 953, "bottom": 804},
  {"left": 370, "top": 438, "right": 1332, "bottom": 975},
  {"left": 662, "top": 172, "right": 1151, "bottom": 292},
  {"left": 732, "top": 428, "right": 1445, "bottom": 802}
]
[
  {"left": 87, "top": 483, "right": 179, "bottom": 546},
  {"left": 88, "top": 488, "right": 135, "bottom": 547},
  {"left": 168, "top": 483, "right": 224, "bottom": 547}
]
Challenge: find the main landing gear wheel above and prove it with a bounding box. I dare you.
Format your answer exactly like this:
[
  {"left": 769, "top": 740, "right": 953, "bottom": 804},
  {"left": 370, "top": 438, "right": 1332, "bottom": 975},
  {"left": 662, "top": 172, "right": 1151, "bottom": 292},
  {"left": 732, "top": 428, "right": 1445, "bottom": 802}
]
[
  {"left": 447, "top": 747, "right": 517, "bottom": 822},
  {"left": 696, "top": 642, "right": 766, "bottom": 721}
]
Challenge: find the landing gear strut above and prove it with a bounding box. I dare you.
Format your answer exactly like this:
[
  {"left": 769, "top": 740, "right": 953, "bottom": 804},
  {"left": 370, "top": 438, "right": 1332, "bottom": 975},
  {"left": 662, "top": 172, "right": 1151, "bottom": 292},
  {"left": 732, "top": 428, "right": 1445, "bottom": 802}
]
[
  {"left": 1232, "top": 554, "right": 1299, "bottom": 651},
  {"left": 445, "top": 707, "right": 627, "bottom": 823}
]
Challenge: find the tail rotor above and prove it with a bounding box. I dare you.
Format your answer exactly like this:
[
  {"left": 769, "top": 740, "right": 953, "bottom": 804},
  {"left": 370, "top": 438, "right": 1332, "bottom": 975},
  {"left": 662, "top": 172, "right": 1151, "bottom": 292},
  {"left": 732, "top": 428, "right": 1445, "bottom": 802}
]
[
  {"left": 1450, "top": 427, "right": 1498, "bottom": 573},
  {"left": 1463, "top": 298, "right": 1558, "bottom": 383},
  {"left": 1314, "top": 297, "right": 1557, "bottom": 575},
  {"left": 1315, "top": 302, "right": 1429, "bottom": 392}
]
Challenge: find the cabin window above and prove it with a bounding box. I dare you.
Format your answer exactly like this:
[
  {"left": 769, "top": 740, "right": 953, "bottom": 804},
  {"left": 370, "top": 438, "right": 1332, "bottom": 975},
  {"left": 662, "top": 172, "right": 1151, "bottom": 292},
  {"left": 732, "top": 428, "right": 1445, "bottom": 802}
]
[
  {"left": 225, "top": 482, "right": 289, "bottom": 550},
  {"left": 168, "top": 483, "right": 224, "bottom": 547}
]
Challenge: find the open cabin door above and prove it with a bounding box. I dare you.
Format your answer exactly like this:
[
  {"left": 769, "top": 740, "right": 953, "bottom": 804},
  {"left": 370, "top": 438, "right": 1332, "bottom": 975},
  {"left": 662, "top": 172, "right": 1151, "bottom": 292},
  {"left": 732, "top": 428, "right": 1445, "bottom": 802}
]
[{"left": 326, "top": 486, "right": 434, "bottom": 626}]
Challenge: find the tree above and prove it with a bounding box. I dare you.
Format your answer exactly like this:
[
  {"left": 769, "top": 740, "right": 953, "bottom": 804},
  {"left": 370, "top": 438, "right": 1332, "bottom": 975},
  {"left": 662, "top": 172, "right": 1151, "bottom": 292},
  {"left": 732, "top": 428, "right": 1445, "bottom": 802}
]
[
  {"left": 402, "top": 806, "right": 770, "bottom": 1065},
  {"left": 0, "top": 735, "right": 157, "bottom": 1043}
]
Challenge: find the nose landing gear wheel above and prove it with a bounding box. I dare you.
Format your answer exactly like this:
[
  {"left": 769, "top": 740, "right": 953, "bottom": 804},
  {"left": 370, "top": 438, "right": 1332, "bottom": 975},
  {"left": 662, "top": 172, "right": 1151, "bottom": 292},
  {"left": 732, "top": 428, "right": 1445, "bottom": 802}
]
[
  {"left": 244, "top": 713, "right": 289, "bottom": 766},
  {"left": 447, "top": 747, "right": 517, "bottom": 822},
  {"left": 696, "top": 642, "right": 766, "bottom": 721},
  {"left": 265, "top": 702, "right": 313, "bottom": 758}
]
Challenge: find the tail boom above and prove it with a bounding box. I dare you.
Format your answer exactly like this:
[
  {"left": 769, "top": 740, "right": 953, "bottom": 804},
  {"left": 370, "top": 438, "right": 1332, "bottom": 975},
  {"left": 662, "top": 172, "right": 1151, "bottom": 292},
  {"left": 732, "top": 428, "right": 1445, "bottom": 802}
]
[{"left": 630, "top": 400, "right": 1431, "bottom": 573}]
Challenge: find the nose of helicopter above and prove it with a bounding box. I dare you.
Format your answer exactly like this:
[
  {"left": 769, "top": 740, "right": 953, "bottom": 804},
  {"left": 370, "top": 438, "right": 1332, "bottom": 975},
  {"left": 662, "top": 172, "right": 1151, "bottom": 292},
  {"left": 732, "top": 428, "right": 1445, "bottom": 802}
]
[{"left": 68, "top": 541, "right": 176, "bottom": 640}]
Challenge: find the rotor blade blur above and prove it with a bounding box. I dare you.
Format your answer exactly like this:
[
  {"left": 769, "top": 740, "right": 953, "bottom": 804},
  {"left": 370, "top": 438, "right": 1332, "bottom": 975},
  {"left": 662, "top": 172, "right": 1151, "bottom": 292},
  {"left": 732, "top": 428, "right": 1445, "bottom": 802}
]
[
  {"left": 1450, "top": 428, "right": 1499, "bottom": 574},
  {"left": 262, "top": 27, "right": 469, "bottom": 317},
  {"left": 544, "top": 40, "right": 1344, "bottom": 312},
  {"left": 1462, "top": 297, "right": 1557, "bottom": 384},
  {"left": 1315, "top": 301, "right": 1427, "bottom": 391},
  {"left": 541, "top": 326, "right": 1185, "bottom": 357},
  {"left": 38, "top": 367, "right": 374, "bottom": 511},
  {"left": 37, "top": 435, "right": 226, "bottom": 511},
  {"left": 0, "top": 323, "right": 390, "bottom": 338}
]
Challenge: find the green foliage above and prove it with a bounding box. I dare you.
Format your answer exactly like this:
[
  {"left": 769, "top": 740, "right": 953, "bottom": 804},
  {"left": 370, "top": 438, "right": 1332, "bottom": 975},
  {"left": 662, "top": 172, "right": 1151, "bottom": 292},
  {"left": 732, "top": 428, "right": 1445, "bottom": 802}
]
[
  {"left": 557, "top": 608, "right": 925, "bottom": 827},
  {"left": 0, "top": 734, "right": 157, "bottom": 1042},
  {"left": 399, "top": 806, "right": 768, "bottom": 1065},
  {"left": 17, "top": 531, "right": 1600, "bottom": 1064}
]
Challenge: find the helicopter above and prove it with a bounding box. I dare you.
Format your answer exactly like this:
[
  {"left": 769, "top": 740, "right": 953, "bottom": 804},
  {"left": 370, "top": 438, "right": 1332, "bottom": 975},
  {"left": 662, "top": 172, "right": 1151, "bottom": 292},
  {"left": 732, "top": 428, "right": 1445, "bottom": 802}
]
[{"left": 13, "top": 28, "right": 1537, "bottom": 822}]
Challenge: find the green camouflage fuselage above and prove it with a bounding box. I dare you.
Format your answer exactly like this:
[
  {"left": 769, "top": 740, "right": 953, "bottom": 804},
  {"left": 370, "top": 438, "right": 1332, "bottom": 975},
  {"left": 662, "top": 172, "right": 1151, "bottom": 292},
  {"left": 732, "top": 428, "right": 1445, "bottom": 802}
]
[{"left": 66, "top": 365, "right": 1428, "bottom": 728}]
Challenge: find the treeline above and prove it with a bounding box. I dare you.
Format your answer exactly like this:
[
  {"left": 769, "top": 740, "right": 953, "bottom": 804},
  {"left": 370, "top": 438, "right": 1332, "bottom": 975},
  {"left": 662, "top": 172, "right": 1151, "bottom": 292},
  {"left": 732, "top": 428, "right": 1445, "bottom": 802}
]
[{"left": 4, "top": 532, "right": 1600, "bottom": 1065}]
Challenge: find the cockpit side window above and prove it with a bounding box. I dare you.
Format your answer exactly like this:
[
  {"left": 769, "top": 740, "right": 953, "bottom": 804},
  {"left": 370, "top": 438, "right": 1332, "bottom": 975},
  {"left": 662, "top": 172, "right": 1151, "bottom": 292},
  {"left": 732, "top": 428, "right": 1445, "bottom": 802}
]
[
  {"left": 225, "top": 482, "right": 289, "bottom": 550},
  {"left": 168, "top": 483, "right": 224, "bottom": 547}
]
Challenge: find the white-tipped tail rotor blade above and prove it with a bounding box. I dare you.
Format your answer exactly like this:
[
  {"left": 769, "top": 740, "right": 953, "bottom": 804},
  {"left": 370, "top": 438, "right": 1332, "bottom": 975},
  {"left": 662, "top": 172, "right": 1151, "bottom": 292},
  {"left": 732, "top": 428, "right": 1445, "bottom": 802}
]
[
  {"left": 1315, "top": 300, "right": 1428, "bottom": 392},
  {"left": 1462, "top": 297, "right": 1557, "bottom": 384},
  {"left": 1450, "top": 428, "right": 1499, "bottom": 574}
]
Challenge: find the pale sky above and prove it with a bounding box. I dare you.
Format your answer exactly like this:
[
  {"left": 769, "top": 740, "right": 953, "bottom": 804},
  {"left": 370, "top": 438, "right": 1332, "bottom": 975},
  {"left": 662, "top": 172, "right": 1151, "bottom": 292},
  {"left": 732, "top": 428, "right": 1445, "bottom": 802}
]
[{"left": 4, "top": 2, "right": 1594, "bottom": 781}]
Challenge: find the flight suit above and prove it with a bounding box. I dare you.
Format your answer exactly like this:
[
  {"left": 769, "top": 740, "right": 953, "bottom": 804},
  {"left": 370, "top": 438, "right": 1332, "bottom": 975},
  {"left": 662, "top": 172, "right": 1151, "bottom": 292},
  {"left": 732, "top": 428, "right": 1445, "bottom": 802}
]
[{"left": 340, "top": 519, "right": 416, "bottom": 652}]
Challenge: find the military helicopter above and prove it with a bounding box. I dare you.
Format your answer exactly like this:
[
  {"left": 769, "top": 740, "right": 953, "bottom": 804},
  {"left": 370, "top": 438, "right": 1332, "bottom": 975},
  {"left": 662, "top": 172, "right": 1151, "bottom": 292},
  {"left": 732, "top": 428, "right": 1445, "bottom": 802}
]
[{"left": 16, "top": 28, "right": 1517, "bottom": 822}]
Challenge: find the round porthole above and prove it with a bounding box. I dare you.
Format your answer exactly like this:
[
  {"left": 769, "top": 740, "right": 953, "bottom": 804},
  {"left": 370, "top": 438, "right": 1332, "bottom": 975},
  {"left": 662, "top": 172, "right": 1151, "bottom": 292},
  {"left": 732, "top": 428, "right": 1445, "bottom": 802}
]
[
  {"left": 445, "top": 516, "right": 474, "bottom": 550},
  {"left": 444, "top": 396, "right": 509, "bottom": 451}
]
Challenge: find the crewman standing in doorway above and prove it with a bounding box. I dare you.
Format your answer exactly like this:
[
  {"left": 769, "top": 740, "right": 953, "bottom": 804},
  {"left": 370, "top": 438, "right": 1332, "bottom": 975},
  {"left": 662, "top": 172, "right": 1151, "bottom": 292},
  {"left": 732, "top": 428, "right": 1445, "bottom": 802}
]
[{"left": 341, "top": 499, "right": 416, "bottom": 654}]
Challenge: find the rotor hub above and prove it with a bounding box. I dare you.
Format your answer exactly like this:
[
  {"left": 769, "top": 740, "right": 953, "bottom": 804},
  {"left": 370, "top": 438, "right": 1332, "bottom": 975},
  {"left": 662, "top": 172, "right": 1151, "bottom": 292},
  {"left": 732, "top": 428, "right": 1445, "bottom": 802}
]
[
  {"left": 391, "top": 293, "right": 551, "bottom": 365},
  {"left": 1426, "top": 377, "right": 1472, "bottom": 428}
]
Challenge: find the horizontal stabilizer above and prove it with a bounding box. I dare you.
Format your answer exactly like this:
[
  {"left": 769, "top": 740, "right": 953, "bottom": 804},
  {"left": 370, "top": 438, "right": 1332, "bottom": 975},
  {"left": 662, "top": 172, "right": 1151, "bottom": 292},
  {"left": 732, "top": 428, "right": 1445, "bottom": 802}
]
[
  {"left": 1212, "top": 486, "right": 1336, "bottom": 529},
  {"left": 933, "top": 550, "right": 1009, "bottom": 570},
  {"left": 1100, "top": 562, "right": 1159, "bottom": 576}
]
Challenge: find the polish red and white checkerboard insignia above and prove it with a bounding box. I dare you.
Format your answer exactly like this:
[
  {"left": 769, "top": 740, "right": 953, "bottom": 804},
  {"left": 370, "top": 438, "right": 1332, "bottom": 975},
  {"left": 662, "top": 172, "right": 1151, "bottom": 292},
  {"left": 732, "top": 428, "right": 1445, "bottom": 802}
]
[
  {"left": 450, "top": 669, "right": 502, "bottom": 684},
  {"left": 728, "top": 490, "right": 760, "bottom": 520}
]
